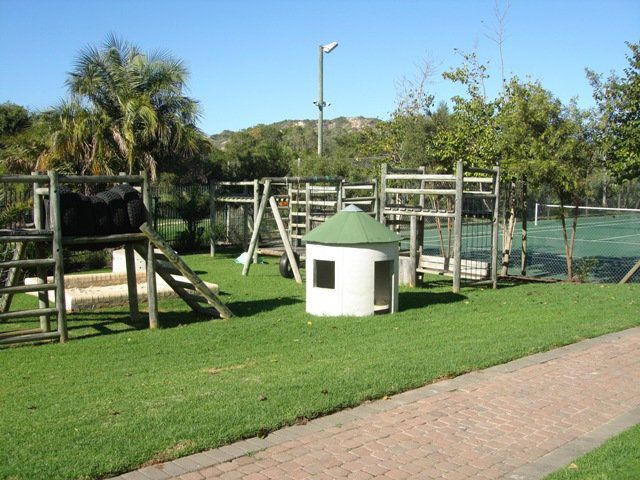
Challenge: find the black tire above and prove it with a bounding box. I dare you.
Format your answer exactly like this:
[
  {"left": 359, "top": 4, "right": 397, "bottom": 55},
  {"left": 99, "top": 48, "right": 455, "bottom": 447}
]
[
  {"left": 111, "top": 184, "right": 145, "bottom": 232},
  {"left": 89, "top": 195, "right": 112, "bottom": 236},
  {"left": 97, "top": 190, "right": 128, "bottom": 234},
  {"left": 59, "top": 188, "right": 81, "bottom": 236},
  {"left": 279, "top": 252, "right": 300, "bottom": 279},
  {"left": 76, "top": 193, "right": 95, "bottom": 236}
]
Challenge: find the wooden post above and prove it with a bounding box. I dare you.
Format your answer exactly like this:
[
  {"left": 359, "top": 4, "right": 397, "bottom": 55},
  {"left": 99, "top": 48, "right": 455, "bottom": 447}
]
[
  {"left": 243, "top": 180, "right": 271, "bottom": 276},
  {"left": 142, "top": 170, "right": 158, "bottom": 329},
  {"left": 252, "top": 179, "right": 259, "bottom": 263},
  {"left": 620, "top": 259, "right": 640, "bottom": 284},
  {"left": 305, "top": 182, "right": 311, "bottom": 232},
  {"left": 372, "top": 178, "right": 379, "bottom": 219},
  {"left": 242, "top": 184, "right": 249, "bottom": 250},
  {"left": 140, "top": 223, "right": 233, "bottom": 319},
  {"left": 336, "top": 180, "right": 343, "bottom": 212},
  {"left": 209, "top": 179, "right": 216, "bottom": 257},
  {"left": 380, "top": 164, "right": 387, "bottom": 224},
  {"left": 269, "top": 196, "right": 302, "bottom": 284},
  {"left": 48, "top": 170, "right": 68, "bottom": 342},
  {"left": 491, "top": 166, "right": 501, "bottom": 289},
  {"left": 452, "top": 160, "right": 464, "bottom": 294},
  {"left": 409, "top": 215, "right": 418, "bottom": 288},
  {"left": 124, "top": 244, "right": 139, "bottom": 318},
  {"left": 287, "top": 182, "right": 295, "bottom": 246},
  {"left": 32, "top": 172, "right": 50, "bottom": 331}
]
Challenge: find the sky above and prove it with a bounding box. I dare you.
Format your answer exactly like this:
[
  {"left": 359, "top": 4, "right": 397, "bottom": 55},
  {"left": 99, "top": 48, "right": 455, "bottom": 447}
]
[{"left": 1, "top": 0, "right": 638, "bottom": 135}]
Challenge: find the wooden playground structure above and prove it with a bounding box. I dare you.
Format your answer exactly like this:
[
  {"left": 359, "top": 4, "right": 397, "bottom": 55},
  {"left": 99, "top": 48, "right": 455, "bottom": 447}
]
[
  {"left": 0, "top": 171, "right": 232, "bottom": 346},
  {"left": 380, "top": 160, "right": 500, "bottom": 293},
  {"left": 232, "top": 176, "right": 378, "bottom": 283}
]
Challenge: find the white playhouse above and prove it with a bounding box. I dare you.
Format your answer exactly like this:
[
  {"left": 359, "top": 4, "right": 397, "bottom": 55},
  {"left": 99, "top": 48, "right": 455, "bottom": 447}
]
[{"left": 303, "top": 205, "right": 400, "bottom": 316}]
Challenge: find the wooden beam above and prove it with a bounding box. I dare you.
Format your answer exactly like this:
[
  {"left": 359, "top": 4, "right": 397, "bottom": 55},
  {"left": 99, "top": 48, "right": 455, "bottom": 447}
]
[
  {"left": 140, "top": 223, "right": 233, "bottom": 319},
  {"left": 124, "top": 244, "right": 139, "bottom": 319},
  {"left": 243, "top": 180, "right": 271, "bottom": 276},
  {"left": 269, "top": 196, "right": 302, "bottom": 284},
  {"left": 141, "top": 169, "right": 158, "bottom": 329},
  {"left": 619, "top": 259, "right": 640, "bottom": 284},
  {"left": 491, "top": 166, "right": 501, "bottom": 289},
  {"left": 49, "top": 170, "right": 67, "bottom": 342}
]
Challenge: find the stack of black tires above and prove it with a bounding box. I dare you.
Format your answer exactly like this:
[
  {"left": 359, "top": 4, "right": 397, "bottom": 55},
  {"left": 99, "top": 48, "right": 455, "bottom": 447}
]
[{"left": 48, "top": 184, "right": 146, "bottom": 238}]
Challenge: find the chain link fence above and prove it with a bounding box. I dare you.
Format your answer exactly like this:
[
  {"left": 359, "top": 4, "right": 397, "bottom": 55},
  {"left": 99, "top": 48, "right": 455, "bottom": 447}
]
[{"left": 502, "top": 180, "right": 640, "bottom": 283}]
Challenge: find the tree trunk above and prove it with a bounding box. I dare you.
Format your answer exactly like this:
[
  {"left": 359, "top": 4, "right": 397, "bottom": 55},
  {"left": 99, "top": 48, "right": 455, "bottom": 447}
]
[
  {"left": 520, "top": 178, "right": 528, "bottom": 276},
  {"left": 559, "top": 203, "right": 580, "bottom": 281},
  {"left": 500, "top": 181, "right": 516, "bottom": 276}
]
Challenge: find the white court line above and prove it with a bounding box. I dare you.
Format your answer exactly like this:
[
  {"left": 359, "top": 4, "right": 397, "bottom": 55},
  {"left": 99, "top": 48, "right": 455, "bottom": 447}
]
[
  {"left": 524, "top": 234, "right": 640, "bottom": 246},
  {"left": 528, "top": 219, "right": 638, "bottom": 233}
]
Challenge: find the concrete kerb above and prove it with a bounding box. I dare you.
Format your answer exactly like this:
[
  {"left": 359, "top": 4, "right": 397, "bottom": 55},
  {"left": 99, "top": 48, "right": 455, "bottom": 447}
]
[{"left": 112, "top": 326, "right": 640, "bottom": 480}]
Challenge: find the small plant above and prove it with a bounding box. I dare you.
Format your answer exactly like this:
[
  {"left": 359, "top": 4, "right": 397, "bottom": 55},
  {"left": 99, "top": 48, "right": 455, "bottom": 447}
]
[{"left": 573, "top": 257, "right": 598, "bottom": 283}]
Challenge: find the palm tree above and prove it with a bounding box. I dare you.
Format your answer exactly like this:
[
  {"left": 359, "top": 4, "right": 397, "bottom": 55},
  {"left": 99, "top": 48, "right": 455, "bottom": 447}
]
[{"left": 43, "top": 35, "right": 207, "bottom": 179}]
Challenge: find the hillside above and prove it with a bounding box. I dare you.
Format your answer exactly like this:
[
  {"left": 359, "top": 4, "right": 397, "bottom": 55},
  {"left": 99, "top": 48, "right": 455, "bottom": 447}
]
[{"left": 210, "top": 116, "right": 379, "bottom": 149}]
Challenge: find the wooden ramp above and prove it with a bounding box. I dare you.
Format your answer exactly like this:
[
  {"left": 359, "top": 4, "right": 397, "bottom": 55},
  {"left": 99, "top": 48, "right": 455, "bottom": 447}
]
[{"left": 137, "top": 223, "right": 233, "bottom": 319}]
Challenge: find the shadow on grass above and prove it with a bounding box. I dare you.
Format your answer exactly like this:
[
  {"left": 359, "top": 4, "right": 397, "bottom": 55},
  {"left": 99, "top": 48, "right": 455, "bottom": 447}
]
[
  {"left": 227, "top": 297, "right": 303, "bottom": 317},
  {"left": 66, "top": 309, "right": 220, "bottom": 340},
  {"left": 399, "top": 290, "right": 466, "bottom": 311}
]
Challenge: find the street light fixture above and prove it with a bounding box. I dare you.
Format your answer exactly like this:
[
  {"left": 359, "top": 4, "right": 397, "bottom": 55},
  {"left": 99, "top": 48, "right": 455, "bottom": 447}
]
[{"left": 316, "top": 41, "right": 338, "bottom": 156}]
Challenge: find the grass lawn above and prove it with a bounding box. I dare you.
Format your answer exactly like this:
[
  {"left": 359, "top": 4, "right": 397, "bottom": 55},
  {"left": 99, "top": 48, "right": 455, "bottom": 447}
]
[
  {"left": 0, "top": 252, "right": 639, "bottom": 479},
  {"left": 546, "top": 424, "right": 640, "bottom": 479}
]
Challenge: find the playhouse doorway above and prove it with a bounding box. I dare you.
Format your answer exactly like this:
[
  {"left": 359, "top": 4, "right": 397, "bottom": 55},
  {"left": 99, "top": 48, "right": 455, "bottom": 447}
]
[{"left": 374, "top": 260, "right": 393, "bottom": 313}]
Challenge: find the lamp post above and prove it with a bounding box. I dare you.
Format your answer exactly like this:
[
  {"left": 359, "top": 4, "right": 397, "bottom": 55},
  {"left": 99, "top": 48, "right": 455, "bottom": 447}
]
[{"left": 316, "top": 41, "right": 338, "bottom": 156}]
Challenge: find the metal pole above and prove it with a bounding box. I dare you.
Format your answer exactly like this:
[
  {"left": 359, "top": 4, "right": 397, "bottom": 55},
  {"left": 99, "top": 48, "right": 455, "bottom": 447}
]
[{"left": 317, "top": 45, "right": 324, "bottom": 156}]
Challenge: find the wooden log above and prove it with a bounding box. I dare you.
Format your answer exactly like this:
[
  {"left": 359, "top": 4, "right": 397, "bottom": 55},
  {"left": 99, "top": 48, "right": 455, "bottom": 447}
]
[
  {"left": 619, "top": 259, "right": 640, "bottom": 284},
  {"left": 0, "top": 283, "right": 56, "bottom": 294},
  {"left": 409, "top": 215, "right": 418, "bottom": 288},
  {"left": 141, "top": 170, "right": 158, "bottom": 329},
  {"left": 385, "top": 173, "right": 457, "bottom": 181},
  {"left": 140, "top": 223, "right": 233, "bottom": 319},
  {"left": 124, "top": 244, "right": 139, "bottom": 318},
  {"left": 35, "top": 245, "right": 51, "bottom": 332},
  {"left": 252, "top": 179, "right": 259, "bottom": 263},
  {"left": 491, "top": 166, "right": 500, "bottom": 289},
  {"left": 49, "top": 171, "right": 67, "bottom": 342},
  {"left": 269, "top": 196, "right": 302, "bottom": 284},
  {"left": 0, "top": 258, "right": 55, "bottom": 269},
  {"left": 0, "top": 242, "right": 25, "bottom": 313},
  {"left": 452, "top": 160, "right": 464, "bottom": 294},
  {"left": 209, "top": 179, "right": 216, "bottom": 256},
  {"left": 380, "top": 163, "right": 387, "bottom": 224},
  {"left": 0, "top": 331, "right": 60, "bottom": 346},
  {"left": 385, "top": 188, "right": 457, "bottom": 196},
  {"left": 0, "top": 174, "right": 49, "bottom": 184},
  {"left": 243, "top": 180, "right": 271, "bottom": 276},
  {"left": 62, "top": 232, "right": 147, "bottom": 245},
  {"left": 0, "top": 307, "right": 59, "bottom": 322},
  {"left": 383, "top": 209, "right": 456, "bottom": 219},
  {"left": 60, "top": 174, "right": 143, "bottom": 184},
  {"left": 305, "top": 182, "right": 311, "bottom": 233}
]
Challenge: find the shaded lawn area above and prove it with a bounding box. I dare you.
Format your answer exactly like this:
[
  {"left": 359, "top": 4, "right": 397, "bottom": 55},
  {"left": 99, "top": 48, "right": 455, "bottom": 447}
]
[
  {"left": 546, "top": 423, "right": 640, "bottom": 479},
  {"left": 0, "top": 253, "right": 639, "bottom": 479}
]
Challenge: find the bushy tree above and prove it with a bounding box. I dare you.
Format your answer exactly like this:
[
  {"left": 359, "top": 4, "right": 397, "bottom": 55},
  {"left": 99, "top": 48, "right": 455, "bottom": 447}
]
[
  {"left": 42, "top": 35, "right": 208, "bottom": 179},
  {"left": 587, "top": 41, "right": 640, "bottom": 181}
]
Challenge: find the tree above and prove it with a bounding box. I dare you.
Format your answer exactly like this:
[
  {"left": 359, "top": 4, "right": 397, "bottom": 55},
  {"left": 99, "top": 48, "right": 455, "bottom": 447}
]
[
  {"left": 42, "top": 35, "right": 207, "bottom": 179},
  {"left": 587, "top": 41, "right": 640, "bottom": 180}
]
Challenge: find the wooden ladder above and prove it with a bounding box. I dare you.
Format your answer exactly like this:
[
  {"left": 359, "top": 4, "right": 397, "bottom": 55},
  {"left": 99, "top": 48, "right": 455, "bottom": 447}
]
[
  {"left": 0, "top": 230, "right": 67, "bottom": 345},
  {"left": 136, "top": 223, "right": 233, "bottom": 319}
]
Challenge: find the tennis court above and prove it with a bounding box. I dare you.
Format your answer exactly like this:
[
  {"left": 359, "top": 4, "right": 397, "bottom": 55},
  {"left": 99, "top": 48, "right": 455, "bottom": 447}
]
[{"left": 418, "top": 207, "right": 640, "bottom": 283}]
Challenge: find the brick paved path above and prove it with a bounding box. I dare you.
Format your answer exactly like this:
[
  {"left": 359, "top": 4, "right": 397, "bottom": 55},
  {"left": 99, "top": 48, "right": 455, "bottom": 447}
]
[{"left": 117, "top": 328, "right": 640, "bottom": 480}]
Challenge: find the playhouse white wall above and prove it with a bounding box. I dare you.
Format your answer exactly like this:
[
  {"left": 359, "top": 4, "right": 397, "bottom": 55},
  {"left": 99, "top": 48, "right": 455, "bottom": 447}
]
[{"left": 306, "top": 243, "right": 399, "bottom": 316}]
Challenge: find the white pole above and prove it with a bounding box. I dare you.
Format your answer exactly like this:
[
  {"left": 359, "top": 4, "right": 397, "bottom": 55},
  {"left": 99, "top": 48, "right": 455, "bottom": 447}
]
[{"left": 534, "top": 202, "right": 539, "bottom": 226}]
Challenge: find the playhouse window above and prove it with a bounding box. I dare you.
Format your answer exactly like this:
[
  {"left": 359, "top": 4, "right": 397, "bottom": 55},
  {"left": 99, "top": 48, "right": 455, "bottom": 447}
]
[{"left": 314, "top": 260, "right": 335, "bottom": 289}]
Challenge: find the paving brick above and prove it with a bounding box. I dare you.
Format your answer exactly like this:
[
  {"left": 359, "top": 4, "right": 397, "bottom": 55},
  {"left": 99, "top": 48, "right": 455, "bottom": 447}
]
[{"left": 113, "top": 328, "right": 640, "bottom": 480}]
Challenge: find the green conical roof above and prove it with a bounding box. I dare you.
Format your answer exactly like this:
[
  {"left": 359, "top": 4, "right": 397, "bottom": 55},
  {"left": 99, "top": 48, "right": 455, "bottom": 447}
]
[{"left": 303, "top": 205, "right": 400, "bottom": 245}]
